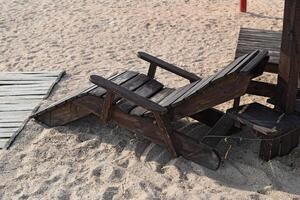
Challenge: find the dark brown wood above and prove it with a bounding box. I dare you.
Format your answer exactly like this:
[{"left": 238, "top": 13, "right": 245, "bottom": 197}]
[
  {"left": 190, "top": 108, "right": 224, "bottom": 127},
  {"left": 138, "top": 52, "right": 201, "bottom": 82},
  {"left": 130, "top": 88, "right": 175, "bottom": 116},
  {"left": 159, "top": 81, "right": 199, "bottom": 107},
  {"left": 90, "top": 75, "right": 167, "bottom": 113},
  {"left": 277, "top": 0, "right": 300, "bottom": 113},
  {"left": 147, "top": 63, "right": 157, "bottom": 79},
  {"left": 100, "top": 91, "right": 115, "bottom": 123},
  {"left": 227, "top": 103, "right": 300, "bottom": 160},
  {"left": 89, "top": 71, "right": 138, "bottom": 97},
  {"left": 153, "top": 112, "right": 177, "bottom": 157},
  {"left": 117, "top": 79, "right": 163, "bottom": 113},
  {"left": 201, "top": 115, "right": 234, "bottom": 147},
  {"left": 75, "top": 97, "right": 220, "bottom": 169},
  {"left": 171, "top": 75, "right": 250, "bottom": 120},
  {"left": 233, "top": 97, "right": 240, "bottom": 109},
  {"left": 235, "top": 28, "right": 282, "bottom": 73}
]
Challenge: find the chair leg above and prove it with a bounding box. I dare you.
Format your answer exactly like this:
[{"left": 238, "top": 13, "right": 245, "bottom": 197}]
[
  {"left": 279, "top": 128, "right": 300, "bottom": 156},
  {"left": 153, "top": 112, "right": 177, "bottom": 158},
  {"left": 101, "top": 91, "right": 115, "bottom": 123},
  {"left": 259, "top": 135, "right": 280, "bottom": 161}
]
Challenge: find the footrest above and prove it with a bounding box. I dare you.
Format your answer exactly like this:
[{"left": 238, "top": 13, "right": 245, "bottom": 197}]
[{"left": 227, "top": 103, "right": 300, "bottom": 160}]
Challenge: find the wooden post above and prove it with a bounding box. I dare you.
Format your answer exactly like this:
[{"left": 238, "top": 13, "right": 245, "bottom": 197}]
[
  {"left": 277, "top": 0, "right": 300, "bottom": 113},
  {"left": 240, "top": 0, "right": 247, "bottom": 12}
]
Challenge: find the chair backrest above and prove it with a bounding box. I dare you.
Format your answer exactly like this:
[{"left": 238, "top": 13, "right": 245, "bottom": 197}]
[{"left": 160, "top": 50, "right": 269, "bottom": 108}]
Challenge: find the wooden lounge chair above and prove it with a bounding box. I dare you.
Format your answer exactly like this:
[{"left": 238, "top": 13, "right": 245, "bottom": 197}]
[{"left": 32, "top": 49, "right": 269, "bottom": 170}]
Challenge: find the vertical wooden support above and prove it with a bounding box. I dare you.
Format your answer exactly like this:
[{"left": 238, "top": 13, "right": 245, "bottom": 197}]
[
  {"left": 259, "top": 135, "right": 280, "bottom": 161},
  {"left": 277, "top": 0, "right": 300, "bottom": 113},
  {"left": 147, "top": 63, "right": 157, "bottom": 79},
  {"left": 153, "top": 112, "right": 177, "bottom": 158},
  {"left": 233, "top": 97, "right": 241, "bottom": 109},
  {"left": 101, "top": 91, "right": 115, "bottom": 123}
]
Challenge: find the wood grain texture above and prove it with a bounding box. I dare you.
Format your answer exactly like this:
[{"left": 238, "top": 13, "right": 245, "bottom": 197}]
[{"left": 0, "top": 71, "right": 65, "bottom": 149}]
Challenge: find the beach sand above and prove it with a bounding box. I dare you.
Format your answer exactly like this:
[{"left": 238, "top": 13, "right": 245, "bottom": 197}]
[{"left": 1, "top": 0, "right": 300, "bottom": 199}]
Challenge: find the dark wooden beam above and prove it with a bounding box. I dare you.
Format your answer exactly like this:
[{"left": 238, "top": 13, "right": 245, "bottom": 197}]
[
  {"left": 277, "top": 0, "right": 300, "bottom": 113},
  {"left": 247, "top": 81, "right": 277, "bottom": 97}
]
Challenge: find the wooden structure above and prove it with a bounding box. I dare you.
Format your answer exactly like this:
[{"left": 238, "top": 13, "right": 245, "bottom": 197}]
[
  {"left": 0, "top": 71, "right": 65, "bottom": 149},
  {"left": 32, "top": 50, "right": 268, "bottom": 170},
  {"left": 233, "top": 0, "right": 300, "bottom": 160}
]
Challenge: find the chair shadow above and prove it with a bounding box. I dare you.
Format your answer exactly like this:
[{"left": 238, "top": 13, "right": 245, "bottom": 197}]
[
  {"left": 57, "top": 115, "right": 300, "bottom": 196},
  {"left": 245, "top": 12, "right": 283, "bottom": 20}
]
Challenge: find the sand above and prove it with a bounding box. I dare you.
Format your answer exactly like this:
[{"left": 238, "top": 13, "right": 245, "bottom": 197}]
[{"left": 0, "top": 0, "right": 300, "bottom": 199}]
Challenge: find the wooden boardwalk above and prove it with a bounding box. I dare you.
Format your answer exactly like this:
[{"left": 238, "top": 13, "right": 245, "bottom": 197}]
[{"left": 0, "top": 71, "right": 65, "bottom": 149}]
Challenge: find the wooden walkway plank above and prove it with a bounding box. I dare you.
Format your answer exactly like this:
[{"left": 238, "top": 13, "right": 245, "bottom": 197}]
[
  {"left": 0, "top": 70, "right": 65, "bottom": 149},
  {"left": 0, "top": 132, "right": 15, "bottom": 138}
]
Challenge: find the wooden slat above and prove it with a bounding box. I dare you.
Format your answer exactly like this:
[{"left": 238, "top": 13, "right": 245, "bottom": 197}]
[
  {"left": 33, "top": 72, "right": 122, "bottom": 116},
  {"left": 0, "top": 80, "right": 56, "bottom": 85},
  {"left": 201, "top": 115, "right": 234, "bottom": 147},
  {"left": 236, "top": 28, "right": 282, "bottom": 73},
  {"left": 0, "top": 71, "right": 63, "bottom": 76},
  {"left": 130, "top": 88, "right": 175, "bottom": 116},
  {"left": 211, "top": 54, "right": 249, "bottom": 82},
  {"left": 159, "top": 81, "right": 199, "bottom": 107},
  {"left": 89, "top": 71, "right": 138, "bottom": 97},
  {"left": 172, "top": 76, "right": 214, "bottom": 105},
  {"left": 117, "top": 79, "right": 164, "bottom": 113},
  {"left": 0, "top": 90, "right": 50, "bottom": 96},
  {"left": 0, "top": 138, "right": 10, "bottom": 148},
  {"left": 0, "top": 75, "right": 58, "bottom": 81}
]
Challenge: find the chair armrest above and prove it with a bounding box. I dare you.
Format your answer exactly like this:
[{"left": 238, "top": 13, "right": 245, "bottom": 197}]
[
  {"left": 137, "top": 52, "right": 201, "bottom": 82},
  {"left": 90, "top": 75, "right": 168, "bottom": 113}
]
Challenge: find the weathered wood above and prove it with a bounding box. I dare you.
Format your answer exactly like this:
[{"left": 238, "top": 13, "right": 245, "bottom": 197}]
[
  {"left": 247, "top": 81, "right": 277, "bottom": 97},
  {"left": 0, "top": 131, "right": 15, "bottom": 138},
  {"left": 159, "top": 81, "right": 199, "bottom": 107},
  {"left": 90, "top": 75, "right": 167, "bottom": 113},
  {"left": 0, "top": 128, "right": 19, "bottom": 133},
  {"left": 89, "top": 71, "right": 138, "bottom": 97},
  {"left": 77, "top": 98, "right": 220, "bottom": 170},
  {"left": 0, "top": 123, "right": 23, "bottom": 128},
  {"left": 233, "top": 97, "right": 240, "bottom": 109},
  {"left": 100, "top": 91, "right": 115, "bottom": 123},
  {"left": 236, "top": 28, "right": 282, "bottom": 73},
  {"left": 190, "top": 108, "right": 224, "bottom": 127},
  {"left": 201, "top": 115, "right": 234, "bottom": 147},
  {"left": 172, "top": 75, "right": 250, "bottom": 120},
  {"left": 117, "top": 79, "right": 163, "bottom": 113},
  {"left": 276, "top": 0, "right": 300, "bottom": 113},
  {"left": 172, "top": 76, "right": 214, "bottom": 104},
  {"left": 147, "top": 63, "right": 157, "bottom": 79},
  {"left": 138, "top": 52, "right": 201, "bottom": 82},
  {"left": 130, "top": 88, "right": 175, "bottom": 116},
  {"left": 153, "top": 112, "right": 177, "bottom": 157},
  {"left": 0, "top": 138, "right": 10, "bottom": 148}
]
